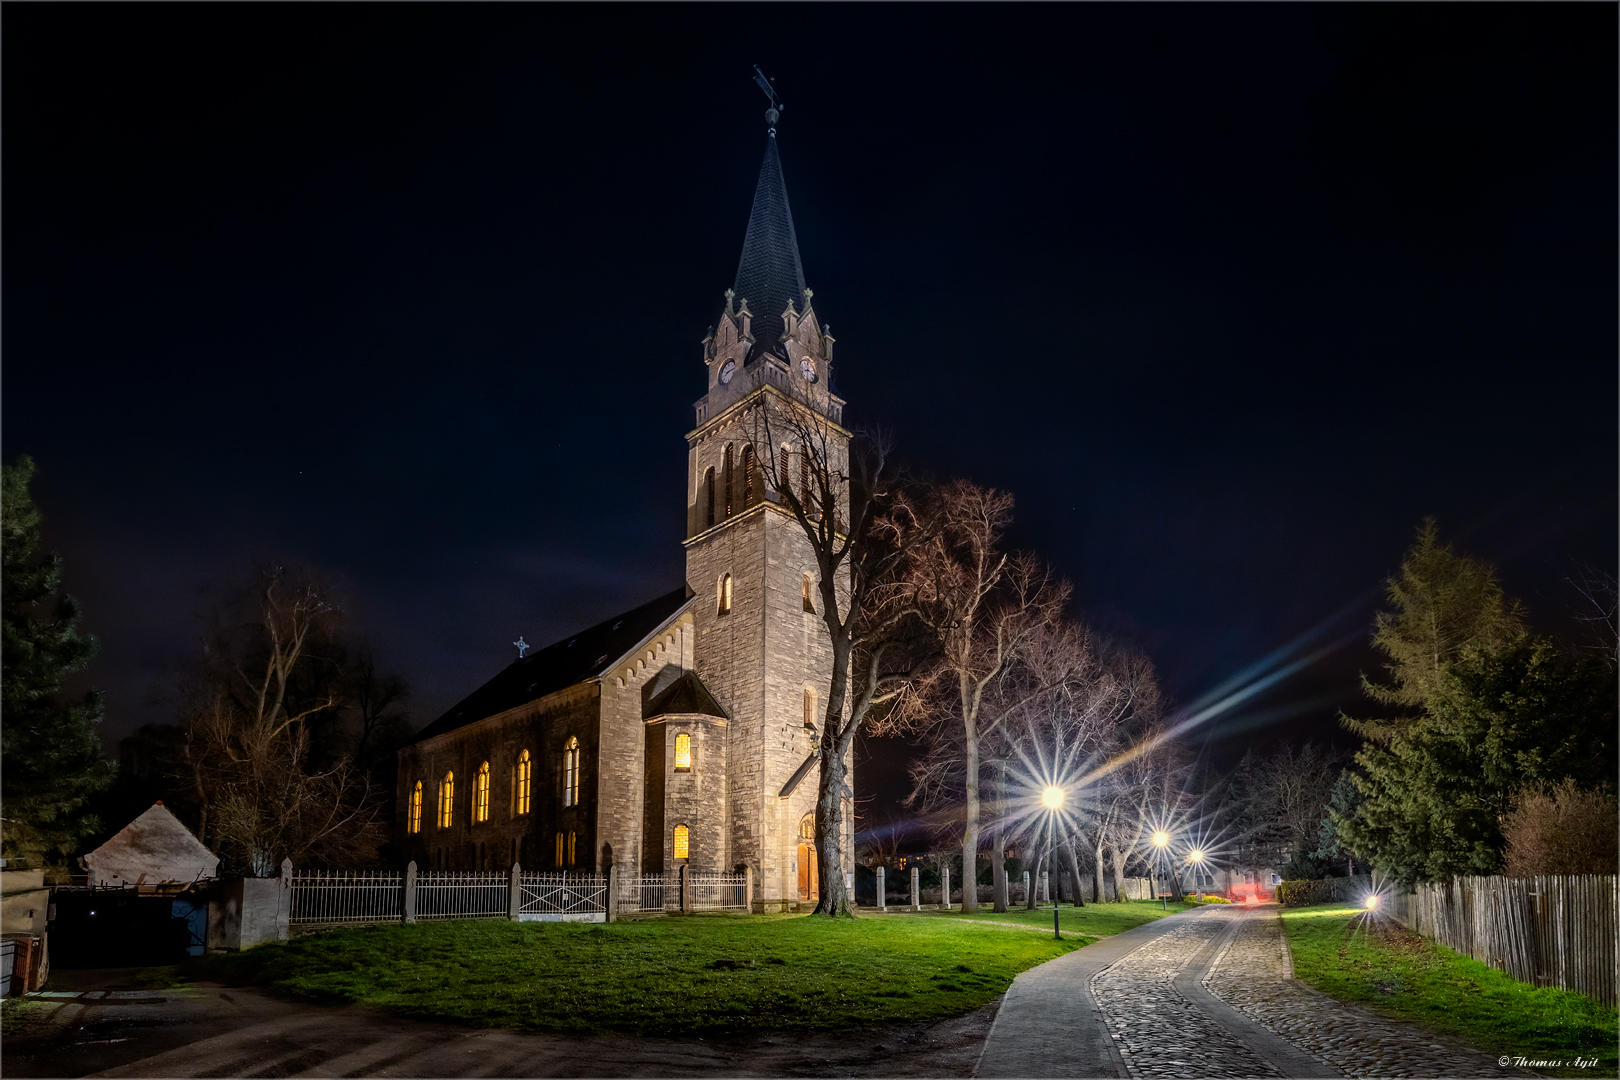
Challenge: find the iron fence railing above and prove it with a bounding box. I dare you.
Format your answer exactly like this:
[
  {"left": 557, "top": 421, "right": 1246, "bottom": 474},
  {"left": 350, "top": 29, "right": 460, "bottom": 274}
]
[
  {"left": 518, "top": 872, "right": 606, "bottom": 917},
  {"left": 415, "top": 870, "right": 510, "bottom": 921},
  {"left": 289, "top": 870, "right": 403, "bottom": 925}
]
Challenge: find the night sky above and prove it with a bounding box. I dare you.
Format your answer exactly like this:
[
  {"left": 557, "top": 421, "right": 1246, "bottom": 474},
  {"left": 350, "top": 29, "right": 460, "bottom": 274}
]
[{"left": 6, "top": 7, "right": 1615, "bottom": 828}]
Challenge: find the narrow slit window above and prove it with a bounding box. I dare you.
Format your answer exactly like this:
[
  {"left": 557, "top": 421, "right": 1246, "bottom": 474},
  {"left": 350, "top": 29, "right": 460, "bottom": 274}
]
[
  {"left": 409, "top": 781, "right": 423, "bottom": 834},
  {"left": 723, "top": 445, "right": 734, "bottom": 518},
  {"left": 563, "top": 736, "right": 581, "bottom": 807},
  {"left": 516, "top": 750, "right": 532, "bottom": 816},
  {"left": 802, "top": 573, "right": 815, "bottom": 613},
  {"left": 742, "top": 445, "right": 756, "bottom": 507},
  {"left": 568, "top": 830, "right": 577, "bottom": 866},
  {"left": 555, "top": 832, "right": 565, "bottom": 867},
  {"left": 718, "top": 573, "right": 732, "bottom": 616},
  {"left": 674, "top": 732, "right": 692, "bottom": 771},
  {"left": 804, "top": 688, "right": 817, "bottom": 729},
  {"left": 703, "top": 467, "right": 716, "bottom": 529},
  {"left": 474, "top": 761, "right": 491, "bottom": 823},
  {"left": 673, "top": 824, "right": 690, "bottom": 860},
  {"left": 438, "top": 771, "right": 455, "bottom": 830}
]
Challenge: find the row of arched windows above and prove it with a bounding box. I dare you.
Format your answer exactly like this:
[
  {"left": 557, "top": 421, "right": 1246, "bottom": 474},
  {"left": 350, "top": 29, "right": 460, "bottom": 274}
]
[
  {"left": 406, "top": 740, "right": 581, "bottom": 834},
  {"left": 700, "top": 444, "right": 763, "bottom": 530},
  {"left": 713, "top": 570, "right": 816, "bottom": 618}
]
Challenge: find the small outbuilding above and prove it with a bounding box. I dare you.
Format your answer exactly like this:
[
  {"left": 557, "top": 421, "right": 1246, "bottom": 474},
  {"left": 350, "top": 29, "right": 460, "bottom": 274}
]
[{"left": 80, "top": 802, "right": 219, "bottom": 890}]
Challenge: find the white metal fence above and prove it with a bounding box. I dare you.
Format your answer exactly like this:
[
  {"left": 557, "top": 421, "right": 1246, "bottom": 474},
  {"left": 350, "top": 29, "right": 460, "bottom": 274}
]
[
  {"left": 519, "top": 872, "right": 606, "bottom": 917},
  {"left": 621, "top": 873, "right": 676, "bottom": 914},
  {"left": 416, "top": 870, "right": 510, "bottom": 921},
  {"left": 690, "top": 872, "right": 748, "bottom": 910},
  {"left": 289, "top": 870, "right": 402, "bottom": 925}
]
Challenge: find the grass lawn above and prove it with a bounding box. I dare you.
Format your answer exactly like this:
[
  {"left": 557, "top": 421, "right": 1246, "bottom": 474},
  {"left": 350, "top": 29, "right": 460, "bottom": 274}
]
[
  {"left": 1282, "top": 903, "right": 1618, "bottom": 1079},
  {"left": 890, "top": 898, "right": 1196, "bottom": 935},
  {"left": 203, "top": 909, "right": 1118, "bottom": 1037}
]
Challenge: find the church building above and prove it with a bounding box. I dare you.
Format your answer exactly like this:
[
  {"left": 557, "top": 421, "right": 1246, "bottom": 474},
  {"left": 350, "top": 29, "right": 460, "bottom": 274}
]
[{"left": 395, "top": 100, "right": 853, "bottom": 912}]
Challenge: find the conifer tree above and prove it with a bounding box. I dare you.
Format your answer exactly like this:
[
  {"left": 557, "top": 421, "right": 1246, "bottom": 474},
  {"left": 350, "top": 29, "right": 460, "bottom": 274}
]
[{"left": 1, "top": 456, "right": 114, "bottom": 869}]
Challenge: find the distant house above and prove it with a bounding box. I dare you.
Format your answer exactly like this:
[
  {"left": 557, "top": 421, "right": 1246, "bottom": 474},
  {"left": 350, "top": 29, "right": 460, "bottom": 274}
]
[{"left": 80, "top": 802, "right": 219, "bottom": 892}]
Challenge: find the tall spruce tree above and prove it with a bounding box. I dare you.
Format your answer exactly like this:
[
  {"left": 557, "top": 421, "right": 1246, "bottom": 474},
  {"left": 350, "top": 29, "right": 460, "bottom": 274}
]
[
  {"left": 1335, "top": 521, "right": 1616, "bottom": 885},
  {"left": 1, "top": 456, "right": 114, "bottom": 869}
]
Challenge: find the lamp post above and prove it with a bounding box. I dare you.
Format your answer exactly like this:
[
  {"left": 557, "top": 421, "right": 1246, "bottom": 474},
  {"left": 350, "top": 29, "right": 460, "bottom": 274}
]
[
  {"left": 1041, "top": 786, "right": 1064, "bottom": 939},
  {"left": 1151, "top": 830, "right": 1171, "bottom": 909},
  {"left": 1187, "top": 848, "right": 1205, "bottom": 901}
]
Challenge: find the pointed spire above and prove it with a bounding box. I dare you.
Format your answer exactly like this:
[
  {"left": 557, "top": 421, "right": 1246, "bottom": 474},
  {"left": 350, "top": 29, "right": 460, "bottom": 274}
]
[{"left": 732, "top": 128, "right": 806, "bottom": 346}]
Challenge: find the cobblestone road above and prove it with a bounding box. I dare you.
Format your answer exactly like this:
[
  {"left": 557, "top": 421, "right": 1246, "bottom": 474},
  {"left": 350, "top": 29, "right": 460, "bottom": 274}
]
[
  {"left": 1204, "top": 906, "right": 1533, "bottom": 1079},
  {"left": 1092, "top": 914, "right": 1282, "bottom": 1078}
]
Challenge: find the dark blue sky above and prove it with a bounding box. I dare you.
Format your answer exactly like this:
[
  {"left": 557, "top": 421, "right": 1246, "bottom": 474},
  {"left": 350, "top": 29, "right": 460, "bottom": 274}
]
[{"left": 6, "top": 7, "right": 1615, "bottom": 799}]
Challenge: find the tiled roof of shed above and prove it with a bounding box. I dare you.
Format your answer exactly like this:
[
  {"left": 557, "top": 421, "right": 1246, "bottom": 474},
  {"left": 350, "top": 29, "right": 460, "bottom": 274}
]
[
  {"left": 413, "top": 586, "right": 693, "bottom": 743},
  {"left": 643, "top": 670, "right": 728, "bottom": 721}
]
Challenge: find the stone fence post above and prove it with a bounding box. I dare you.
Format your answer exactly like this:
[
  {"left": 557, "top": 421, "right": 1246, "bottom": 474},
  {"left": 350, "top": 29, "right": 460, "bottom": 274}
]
[
  {"left": 743, "top": 865, "right": 753, "bottom": 913},
  {"left": 508, "top": 862, "right": 522, "bottom": 921},
  {"left": 606, "top": 862, "right": 618, "bottom": 922},
  {"left": 942, "top": 866, "right": 952, "bottom": 911},
  {"left": 403, "top": 861, "right": 417, "bottom": 924},
  {"left": 1021, "top": 871, "right": 1030, "bottom": 904},
  {"left": 911, "top": 866, "right": 920, "bottom": 910},
  {"left": 277, "top": 858, "right": 293, "bottom": 942},
  {"left": 679, "top": 864, "right": 691, "bottom": 913},
  {"left": 876, "top": 866, "right": 886, "bottom": 911},
  {"left": 1041, "top": 870, "right": 1049, "bottom": 905}
]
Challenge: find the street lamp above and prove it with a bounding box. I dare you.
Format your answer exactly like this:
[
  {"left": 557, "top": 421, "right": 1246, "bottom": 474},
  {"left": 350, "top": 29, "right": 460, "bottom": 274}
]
[
  {"left": 1150, "top": 831, "right": 1171, "bottom": 909},
  {"left": 1041, "top": 786, "right": 1064, "bottom": 939},
  {"left": 1187, "top": 848, "right": 1205, "bottom": 900}
]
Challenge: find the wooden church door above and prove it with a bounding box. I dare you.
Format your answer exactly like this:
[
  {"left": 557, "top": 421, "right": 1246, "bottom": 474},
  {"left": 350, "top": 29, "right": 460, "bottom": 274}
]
[{"left": 797, "top": 814, "right": 817, "bottom": 901}]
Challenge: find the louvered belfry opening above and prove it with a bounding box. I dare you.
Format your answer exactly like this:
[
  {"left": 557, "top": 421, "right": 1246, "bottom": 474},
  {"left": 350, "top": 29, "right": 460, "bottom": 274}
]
[
  {"left": 742, "top": 445, "right": 756, "bottom": 508},
  {"left": 704, "top": 467, "right": 716, "bottom": 529},
  {"left": 723, "top": 445, "right": 734, "bottom": 519}
]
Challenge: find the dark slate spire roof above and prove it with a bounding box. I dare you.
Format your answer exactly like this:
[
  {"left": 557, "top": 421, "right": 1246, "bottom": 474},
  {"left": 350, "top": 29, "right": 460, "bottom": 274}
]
[
  {"left": 732, "top": 132, "right": 806, "bottom": 343},
  {"left": 412, "top": 586, "right": 693, "bottom": 743}
]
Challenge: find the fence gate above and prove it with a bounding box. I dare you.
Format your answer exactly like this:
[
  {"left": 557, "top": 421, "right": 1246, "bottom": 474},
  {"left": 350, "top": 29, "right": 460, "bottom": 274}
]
[{"left": 517, "top": 872, "right": 606, "bottom": 920}]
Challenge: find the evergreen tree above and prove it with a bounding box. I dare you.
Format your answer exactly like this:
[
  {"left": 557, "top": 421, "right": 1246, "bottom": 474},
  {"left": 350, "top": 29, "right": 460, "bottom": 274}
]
[
  {"left": 1348, "top": 517, "right": 1525, "bottom": 737},
  {"left": 1335, "top": 521, "right": 1616, "bottom": 885},
  {"left": 1, "top": 456, "right": 114, "bottom": 869}
]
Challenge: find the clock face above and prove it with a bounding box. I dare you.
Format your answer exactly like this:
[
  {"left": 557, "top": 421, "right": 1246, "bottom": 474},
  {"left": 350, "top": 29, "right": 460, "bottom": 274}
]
[
  {"left": 719, "top": 359, "right": 736, "bottom": 385},
  {"left": 800, "top": 358, "right": 818, "bottom": 382}
]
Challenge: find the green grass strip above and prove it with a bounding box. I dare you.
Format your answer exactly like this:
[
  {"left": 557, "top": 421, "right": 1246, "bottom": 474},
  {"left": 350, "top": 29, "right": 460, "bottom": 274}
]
[
  {"left": 1281, "top": 903, "right": 1618, "bottom": 1079},
  {"left": 203, "top": 910, "right": 1142, "bottom": 1037}
]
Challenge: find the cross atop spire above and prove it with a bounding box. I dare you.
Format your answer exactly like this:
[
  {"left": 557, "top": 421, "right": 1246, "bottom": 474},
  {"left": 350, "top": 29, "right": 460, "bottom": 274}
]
[{"left": 732, "top": 73, "right": 806, "bottom": 346}]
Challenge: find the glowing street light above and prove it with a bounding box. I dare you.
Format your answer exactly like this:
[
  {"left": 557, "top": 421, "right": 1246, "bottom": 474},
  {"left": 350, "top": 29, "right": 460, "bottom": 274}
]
[
  {"left": 1041, "top": 786, "right": 1066, "bottom": 811},
  {"left": 1151, "top": 830, "right": 1170, "bottom": 849},
  {"left": 1364, "top": 895, "right": 1380, "bottom": 911}
]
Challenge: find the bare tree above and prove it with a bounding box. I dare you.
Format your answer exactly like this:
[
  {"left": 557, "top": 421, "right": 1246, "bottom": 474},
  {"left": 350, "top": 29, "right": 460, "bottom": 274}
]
[
  {"left": 179, "top": 564, "right": 390, "bottom": 875},
  {"left": 748, "top": 382, "right": 942, "bottom": 917}
]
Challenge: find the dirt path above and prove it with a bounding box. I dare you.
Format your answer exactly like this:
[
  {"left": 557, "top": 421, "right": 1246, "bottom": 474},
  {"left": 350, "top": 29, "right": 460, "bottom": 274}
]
[{"left": 3, "top": 973, "right": 997, "bottom": 1078}]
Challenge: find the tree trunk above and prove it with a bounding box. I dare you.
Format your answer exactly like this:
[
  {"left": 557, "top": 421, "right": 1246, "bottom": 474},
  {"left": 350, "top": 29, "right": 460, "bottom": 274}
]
[
  {"left": 1066, "top": 837, "right": 1085, "bottom": 907},
  {"left": 1093, "top": 835, "right": 1106, "bottom": 902},
  {"left": 959, "top": 729, "right": 980, "bottom": 914},
  {"left": 1111, "top": 844, "right": 1128, "bottom": 904},
  {"left": 813, "top": 728, "right": 853, "bottom": 916},
  {"left": 1025, "top": 841, "right": 1040, "bottom": 910},
  {"left": 991, "top": 760, "right": 1008, "bottom": 912}
]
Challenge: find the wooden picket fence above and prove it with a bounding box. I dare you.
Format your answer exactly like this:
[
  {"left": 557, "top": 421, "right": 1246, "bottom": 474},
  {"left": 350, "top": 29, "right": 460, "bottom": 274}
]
[{"left": 1389, "top": 875, "right": 1617, "bottom": 1007}]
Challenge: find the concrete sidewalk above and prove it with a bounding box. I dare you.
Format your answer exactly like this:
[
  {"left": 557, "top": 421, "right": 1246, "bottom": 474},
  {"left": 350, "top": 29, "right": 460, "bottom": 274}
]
[{"left": 973, "top": 904, "right": 1210, "bottom": 1078}]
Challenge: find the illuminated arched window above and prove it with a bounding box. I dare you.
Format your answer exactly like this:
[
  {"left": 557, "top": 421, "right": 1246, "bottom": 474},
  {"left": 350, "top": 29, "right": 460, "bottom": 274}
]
[
  {"left": 438, "top": 771, "right": 455, "bottom": 830},
  {"left": 568, "top": 830, "right": 577, "bottom": 866},
  {"left": 515, "top": 750, "right": 532, "bottom": 816},
  {"left": 799, "top": 814, "right": 816, "bottom": 843},
  {"left": 474, "top": 761, "right": 491, "bottom": 823},
  {"left": 408, "top": 781, "right": 423, "bottom": 834},
  {"left": 703, "top": 467, "right": 716, "bottom": 529},
  {"left": 673, "top": 824, "right": 690, "bottom": 860},
  {"left": 802, "top": 573, "right": 815, "bottom": 613},
  {"left": 563, "top": 736, "right": 580, "bottom": 808},
  {"left": 555, "top": 831, "right": 565, "bottom": 867},
  {"left": 674, "top": 732, "right": 692, "bottom": 771},
  {"left": 717, "top": 573, "right": 732, "bottom": 616},
  {"left": 803, "top": 688, "right": 817, "bottom": 730}
]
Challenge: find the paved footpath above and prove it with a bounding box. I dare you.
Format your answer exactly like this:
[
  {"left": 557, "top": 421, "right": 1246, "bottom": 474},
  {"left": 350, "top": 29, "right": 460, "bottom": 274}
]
[{"left": 976, "top": 903, "right": 1531, "bottom": 1079}]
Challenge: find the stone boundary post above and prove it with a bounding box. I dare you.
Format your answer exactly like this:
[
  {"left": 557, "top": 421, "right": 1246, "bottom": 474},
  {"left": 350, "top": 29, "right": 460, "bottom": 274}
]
[
  {"left": 277, "top": 859, "right": 293, "bottom": 942},
  {"left": 877, "top": 866, "right": 886, "bottom": 911},
  {"left": 743, "top": 865, "right": 753, "bottom": 913},
  {"left": 403, "top": 861, "right": 417, "bottom": 924},
  {"left": 508, "top": 862, "right": 522, "bottom": 920},
  {"left": 942, "top": 866, "right": 952, "bottom": 911},
  {"left": 1041, "top": 870, "right": 1049, "bottom": 905},
  {"left": 679, "top": 864, "right": 691, "bottom": 913},
  {"left": 1022, "top": 871, "right": 1030, "bottom": 904},
  {"left": 606, "top": 862, "right": 618, "bottom": 922},
  {"left": 911, "top": 866, "right": 920, "bottom": 910}
]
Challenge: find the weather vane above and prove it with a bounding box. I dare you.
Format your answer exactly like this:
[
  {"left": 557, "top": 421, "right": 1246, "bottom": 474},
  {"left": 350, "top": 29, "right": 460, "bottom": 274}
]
[
  {"left": 513, "top": 636, "right": 529, "bottom": 658},
  {"left": 753, "top": 65, "right": 783, "bottom": 134}
]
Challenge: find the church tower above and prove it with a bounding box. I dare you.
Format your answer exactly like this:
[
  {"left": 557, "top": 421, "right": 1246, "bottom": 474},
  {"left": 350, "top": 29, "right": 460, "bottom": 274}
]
[{"left": 684, "top": 99, "right": 853, "bottom": 912}]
